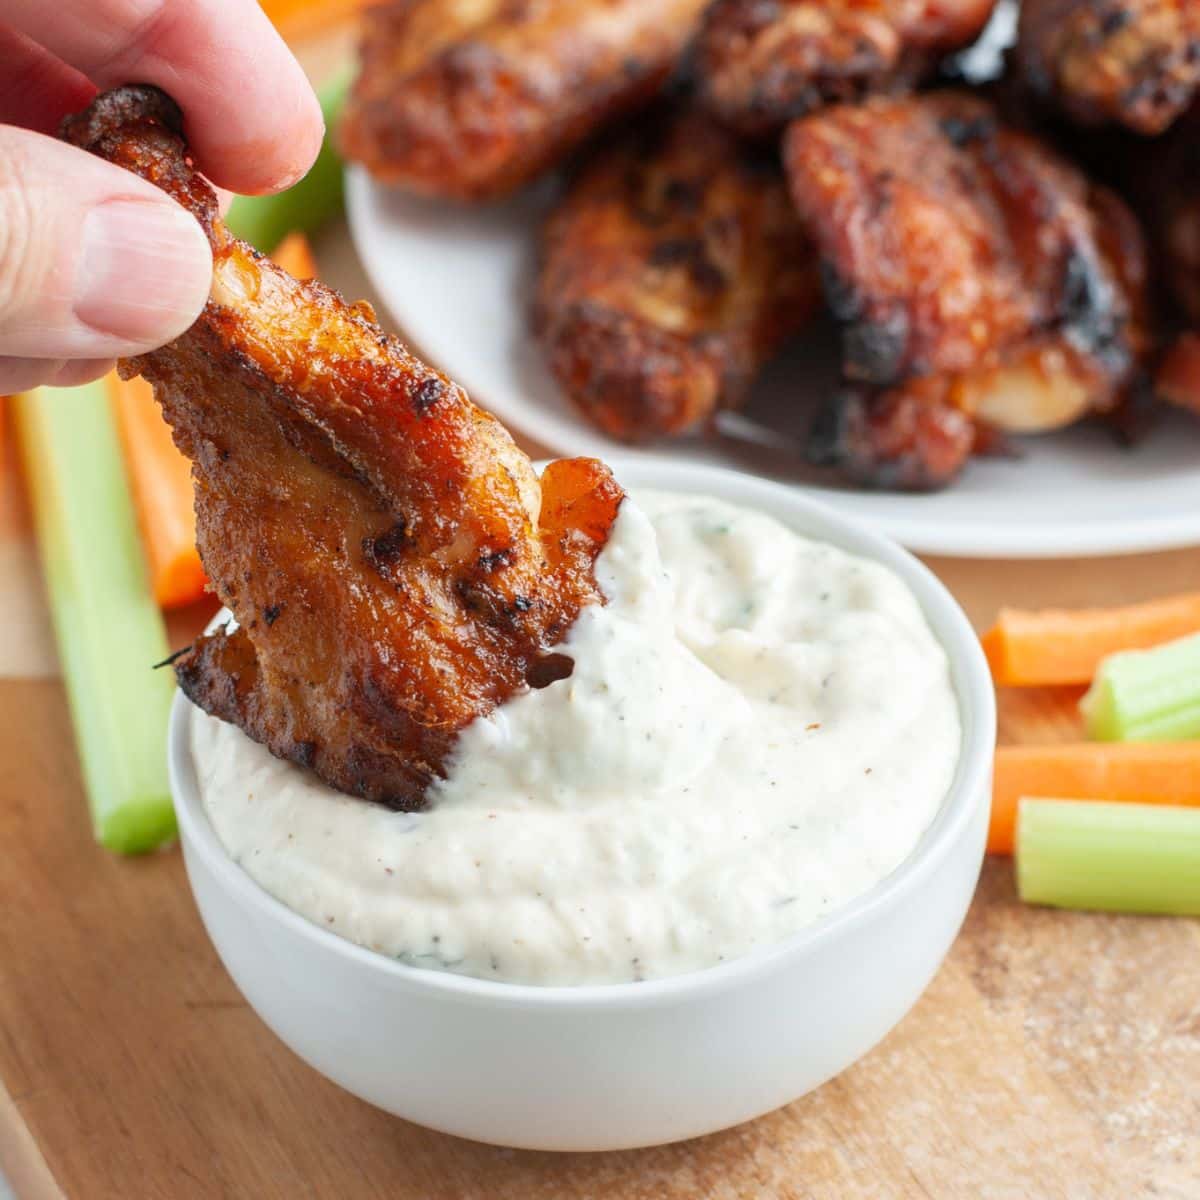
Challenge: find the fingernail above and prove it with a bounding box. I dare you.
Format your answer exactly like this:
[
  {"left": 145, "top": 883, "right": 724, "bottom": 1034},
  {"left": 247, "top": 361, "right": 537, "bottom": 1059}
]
[{"left": 74, "top": 199, "right": 212, "bottom": 346}]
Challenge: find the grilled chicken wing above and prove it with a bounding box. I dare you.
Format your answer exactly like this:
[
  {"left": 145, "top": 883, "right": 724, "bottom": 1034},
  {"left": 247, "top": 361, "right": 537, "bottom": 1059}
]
[
  {"left": 534, "top": 109, "right": 820, "bottom": 441},
  {"left": 784, "top": 92, "right": 1148, "bottom": 487},
  {"left": 1016, "top": 0, "right": 1200, "bottom": 135},
  {"left": 339, "top": 0, "right": 709, "bottom": 201},
  {"left": 695, "top": 0, "right": 998, "bottom": 136},
  {"left": 806, "top": 383, "right": 978, "bottom": 490},
  {"left": 62, "top": 86, "right": 624, "bottom": 810}
]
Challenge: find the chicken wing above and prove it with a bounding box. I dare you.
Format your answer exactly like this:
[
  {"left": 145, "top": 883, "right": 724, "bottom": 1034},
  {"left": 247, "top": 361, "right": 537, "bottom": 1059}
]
[
  {"left": 61, "top": 86, "right": 624, "bottom": 810},
  {"left": 806, "top": 383, "right": 978, "bottom": 490},
  {"left": 695, "top": 0, "right": 998, "bottom": 136},
  {"left": 534, "top": 108, "right": 820, "bottom": 441},
  {"left": 784, "top": 92, "right": 1148, "bottom": 487},
  {"left": 1016, "top": 0, "right": 1200, "bottom": 135},
  {"left": 339, "top": 0, "right": 709, "bottom": 201}
]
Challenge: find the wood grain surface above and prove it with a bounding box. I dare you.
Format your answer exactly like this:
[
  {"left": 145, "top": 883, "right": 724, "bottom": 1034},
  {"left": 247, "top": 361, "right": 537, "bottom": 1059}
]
[{"left": 2, "top": 36, "right": 1199, "bottom": 1195}]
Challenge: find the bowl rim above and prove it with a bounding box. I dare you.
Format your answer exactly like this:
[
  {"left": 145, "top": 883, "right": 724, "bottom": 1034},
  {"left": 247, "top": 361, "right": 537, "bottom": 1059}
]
[{"left": 169, "top": 455, "right": 995, "bottom": 1010}]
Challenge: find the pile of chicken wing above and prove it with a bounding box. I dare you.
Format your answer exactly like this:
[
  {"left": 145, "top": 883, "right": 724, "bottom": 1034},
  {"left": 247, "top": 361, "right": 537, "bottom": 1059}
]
[{"left": 342, "top": 0, "right": 1200, "bottom": 490}]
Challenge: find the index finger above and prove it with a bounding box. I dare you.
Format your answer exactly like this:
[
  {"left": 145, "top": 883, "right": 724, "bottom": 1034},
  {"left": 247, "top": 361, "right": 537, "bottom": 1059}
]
[{"left": 5, "top": 0, "right": 323, "bottom": 194}]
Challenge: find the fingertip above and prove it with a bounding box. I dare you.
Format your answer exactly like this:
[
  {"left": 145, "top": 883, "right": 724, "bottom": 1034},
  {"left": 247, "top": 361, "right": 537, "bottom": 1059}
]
[
  {"left": 261, "top": 97, "right": 324, "bottom": 194},
  {"left": 9, "top": 0, "right": 326, "bottom": 194},
  {"left": 293, "top": 82, "right": 326, "bottom": 182},
  {"left": 189, "top": 65, "right": 324, "bottom": 196}
]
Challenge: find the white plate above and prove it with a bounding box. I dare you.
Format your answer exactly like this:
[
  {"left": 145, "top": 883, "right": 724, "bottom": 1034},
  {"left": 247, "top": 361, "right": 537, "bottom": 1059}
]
[{"left": 346, "top": 166, "right": 1200, "bottom": 559}]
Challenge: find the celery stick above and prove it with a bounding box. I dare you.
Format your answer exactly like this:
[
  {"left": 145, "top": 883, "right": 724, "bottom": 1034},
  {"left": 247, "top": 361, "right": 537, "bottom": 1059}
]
[
  {"left": 225, "top": 69, "right": 350, "bottom": 252},
  {"left": 14, "top": 384, "right": 177, "bottom": 854},
  {"left": 1016, "top": 798, "right": 1200, "bottom": 915},
  {"left": 1081, "top": 631, "right": 1200, "bottom": 742}
]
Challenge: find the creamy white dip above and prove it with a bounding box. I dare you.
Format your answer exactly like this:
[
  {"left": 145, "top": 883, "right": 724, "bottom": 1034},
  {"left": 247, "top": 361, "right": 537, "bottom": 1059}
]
[{"left": 191, "top": 490, "right": 961, "bottom": 986}]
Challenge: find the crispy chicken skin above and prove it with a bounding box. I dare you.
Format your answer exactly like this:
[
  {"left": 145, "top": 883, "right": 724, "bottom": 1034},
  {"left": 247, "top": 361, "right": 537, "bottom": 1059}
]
[
  {"left": 806, "top": 384, "right": 978, "bottom": 490},
  {"left": 784, "top": 92, "right": 1148, "bottom": 487},
  {"left": 695, "top": 0, "right": 998, "bottom": 136},
  {"left": 339, "top": 0, "right": 710, "bottom": 201},
  {"left": 1016, "top": 0, "right": 1200, "bottom": 135},
  {"left": 534, "top": 109, "right": 820, "bottom": 441},
  {"left": 61, "top": 86, "right": 624, "bottom": 810}
]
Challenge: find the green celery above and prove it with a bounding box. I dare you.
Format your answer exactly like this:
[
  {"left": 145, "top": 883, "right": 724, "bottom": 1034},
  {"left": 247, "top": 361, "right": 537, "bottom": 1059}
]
[
  {"left": 1081, "top": 631, "right": 1200, "bottom": 742},
  {"left": 225, "top": 69, "right": 351, "bottom": 253},
  {"left": 1017, "top": 798, "right": 1200, "bottom": 916},
  {"left": 14, "top": 384, "right": 177, "bottom": 854}
]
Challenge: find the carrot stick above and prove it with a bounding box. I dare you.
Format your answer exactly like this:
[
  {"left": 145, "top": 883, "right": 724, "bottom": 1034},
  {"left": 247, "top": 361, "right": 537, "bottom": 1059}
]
[
  {"left": 271, "top": 231, "right": 318, "bottom": 279},
  {"left": 260, "top": 0, "right": 364, "bottom": 42},
  {"left": 108, "top": 372, "right": 206, "bottom": 610},
  {"left": 989, "top": 742, "right": 1200, "bottom": 855},
  {"left": 982, "top": 593, "right": 1200, "bottom": 687}
]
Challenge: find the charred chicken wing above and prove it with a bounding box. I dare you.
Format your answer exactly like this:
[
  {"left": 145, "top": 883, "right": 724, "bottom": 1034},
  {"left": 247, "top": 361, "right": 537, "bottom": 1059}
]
[
  {"left": 534, "top": 108, "right": 820, "bottom": 441},
  {"left": 1016, "top": 0, "right": 1200, "bottom": 135},
  {"left": 62, "top": 85, "right": 624, "bottom": 810},
  {"left": 695, "top": 0, "right": 998, "bottom": 136},
  {"left": 784, "top": 92, "right": 1149, "bottom": 487},
  {"left": 339, "top": 0, "right": 710, "bottom": 201}
]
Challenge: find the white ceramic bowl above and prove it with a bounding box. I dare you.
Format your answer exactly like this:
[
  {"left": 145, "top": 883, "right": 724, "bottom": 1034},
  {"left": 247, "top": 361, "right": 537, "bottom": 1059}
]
[{"left": 169, "top": 458, "right": 995, "bottom": 1152}]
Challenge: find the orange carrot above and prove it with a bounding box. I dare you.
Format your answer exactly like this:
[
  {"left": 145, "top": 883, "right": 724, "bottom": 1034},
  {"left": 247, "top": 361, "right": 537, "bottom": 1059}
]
[
  {"left": 260, "top": 0, "right": 364, "bottom": 42},
  {"left": 108, "top": 373, "right": 206, "bottom": 610},
  {"left": 271, "top": 231, "right": 318, "bottom": 279},
  {"left": 982, "top": 594, "right": 1200, "bottom": 687},
  {"left": 989, "top": 742, "right": 1200, "bottom": 854}
]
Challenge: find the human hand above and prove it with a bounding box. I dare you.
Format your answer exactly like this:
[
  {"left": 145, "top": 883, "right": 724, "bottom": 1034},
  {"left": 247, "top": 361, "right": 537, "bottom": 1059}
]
[{"left": 0, "top": 0, "right": 322, "bottom": 392}]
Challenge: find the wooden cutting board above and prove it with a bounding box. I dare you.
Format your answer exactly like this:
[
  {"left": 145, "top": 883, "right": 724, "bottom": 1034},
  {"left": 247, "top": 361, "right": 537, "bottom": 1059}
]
[{"left": 3, "top": 36, "right": 1199, "bottom": 1198}]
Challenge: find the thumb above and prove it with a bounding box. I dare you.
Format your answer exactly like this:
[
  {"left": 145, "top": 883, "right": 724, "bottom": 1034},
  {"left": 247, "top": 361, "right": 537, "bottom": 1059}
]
[{"left": 0, "top": 124, "right": 212, "bottom": 362}]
